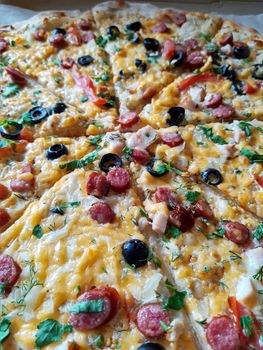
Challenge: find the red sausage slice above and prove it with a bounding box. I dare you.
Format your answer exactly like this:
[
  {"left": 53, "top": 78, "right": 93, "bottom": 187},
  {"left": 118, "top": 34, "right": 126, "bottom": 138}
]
[
  {"left": 172, "top": 12, "right": 187, "bottom": 27},
  {"left": 0, "top": 38, "right": 9, "bottom": 53},
  {"left": 161, "top": 133, "right": 184, "bottom": 147},
  {"left": 89, "top": 202, "right": 114, "bottom": 224},
  {"left": 0, "top": 255, "right": 21, "bottom": 294},
  {"left": 78, "top": 20, "right": 92, "bottom": 31},
  {"left": 49, "top": 33, "right": 66, "bottom": 48},
  {"left": 206, "top": 316, "right": 240, "bottom": 350},
  {"left": 132, "top": 148, "right": 150, "bottom": 165},
  {"left": 214, "top": 104, "right": 235, "bottom": 119},
  {"left": 10, "top": 165, "right": 34, "bottom": 193},
  {"left": 61, "top": 57, "right": 74, "bottom": 69},
  {"left": 6, "top": 67, "right": 27, "bottom": 85},
  {"left": 152, "top": 22, "right": 169, "bottom": 34},
  {"left": 0, "top": 184, "right": 10, "bottom": 200},
  {"left": 204, "top": 93, "right": 222, "bottom": 109},
  {"left": 69, "top": 286, "right": 119, "bottom": 331},
  {"left": 118, "top": 112, "right": 139, "bottom": 128},
  {"left": 0, "top": 209, "right": 10, "bottom": 227},
  {"left": 187, "top": 51, "right": 205, "bottom": 68},
  {"left": 193, "top": 199, "right": 213, "bottom": 219},
  {"left": 106, "top": 168, "right": 131, "bottom": 193},
  {"left": 162, "top": 39, "right": 176, "bottom": 60},
  {"left": 169, "top": 204, "right": 194, "bottom": 232},
  {"left": 154, "top": 187, "right": 177, "bottom": 208},
  {"left": 33, "top": 29, "right": 47, "bottom": 42},
  {"left": 220, "top": 33, "right": 233, "bottom": 46},
  {"left": 86, "top": 172, "right": 109, "bottom": 198},
  {"left": 224, "top": 221, "right": 250, "bottom": 245},
  {"left": 184, "top": 38, "right": 199, "bottom": 53},
  {"left": 81, "top": 31, "right": 96, "bottom": 43},
  {"left": 136, "top": 303, "right": 170, "bottom": 338}
]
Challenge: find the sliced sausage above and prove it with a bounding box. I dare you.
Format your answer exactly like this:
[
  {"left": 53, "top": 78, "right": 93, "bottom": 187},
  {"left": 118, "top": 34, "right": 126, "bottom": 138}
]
[
  {"left": 162, "top": 39, "right": 176, "bottom": 60},
  {"left": 154, "top": 187, "right": 177, "bottom": 208},
  {"left": 136, "top": 303, "right": 170, "bottom": 338},
  {"left": 224, "top": 221, "right": 250, "bottom": 245},
  {"left": 106, "top": 168, "right": 131, "bottom": 193},
  {"left": 169, "top": 204, "right": 194, "bottom": 232},
  {"left": 220, "top": 33, "right": 233, "bottom": 46},
  {"left": 6, "top": 67, "right": 27, "bottom": 85},
  {"left": 206, "top": 316, "right": 240, "bottom": 350},
  {"left": 255, "top": 174, "right": 263, "bottom": 188},
  {"left": 49, "top": 33, "right": 66, "bottom": 48},
  {"left": 184, "top": 38, "right": 199, "bottom": 53},
  {"left": 0, "top": 209, "right": 10, "bottom": 227},
  {"left": 0, "top": 38, "right": 9, "bottom": 53},
  {"left": 204, "top": 93, "right": 222, "bottom": 109},
  {"left": 118, "top": 112, "right": 139, "bottom": 128},
  {"left": 81, "top": 31, "right": 96, "bottom": 43},
  {"left": 187, "top": 51, "right": 205, "bottom": 68},
  {"left": 0, "top": 184, "right": 10, "bottom": 200},
  {"left": 172, "top": 12, "right": 187, "bottom": 27},
  {"left": 33, "top": 29, "right": 47, "bottom": 42},
  {"left": 10, "top": 165, "right": 34, "bottom": 193},
  {"left": 18, "top": 128, "right": 33, "bottom": 142},
  {"left": 60, "top": 57, "right": 74, "bottom": 69},
  {"left": 78, "top": 20, "right": 92, "bottom": 31},
  {"left": 69, "top": 286, "right": 119, "bottom": 331},
  {"left": 89, "top": 202, "right": 114, "bottom": 224},
  {"left": 132, "top": 148, "right": 150, "bottom": 165},
  {"left": 67, "top": 27, "right": 82, "bottom": 46},
  {"left": 193, "top": 199, "right": 213, "bottom": 219},
  {"left": 86, "top": 172, "right": 109, "bottom": 198},
  {"left": 161, "top": 133, "right": 184, "bottom": 147},
  {"left": 0, "top": 254, "right": 21, "bottom": 294},
  {"left": 214, "top": 104, "right": 235, "bottom": 119},
  {"left": 152, "top": 22, "right": 169, "bottom": 34}
]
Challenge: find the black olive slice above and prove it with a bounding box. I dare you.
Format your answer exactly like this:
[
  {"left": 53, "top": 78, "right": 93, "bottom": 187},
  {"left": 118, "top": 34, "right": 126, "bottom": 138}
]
[
  {"left": 122, "top": 239, "right": 149, "bottom": 268},
  {"left": 167, "top": 106, "right": 185, "bottom": 126},
  {"left": 170, "top": 50, "right": 184, "bottom": 66},
  {"left": 52, "top": 28, "right": 66, "bottom": 36},
  {"left": 137, "top": 344, "right": 165, "bottom": 350},
  {"left": 135, "top": 59, "right": 147, "bottom": 73},
  {"left": 252, "top": 64, "right": 263, "bottom": 80},
  {"left": 231, "top": 80, "right": 245, "bottom": 95},
  {"left": 233, "top": 43, "right": 250, "bottom": 59},
  {"left": 119, "top": 70, "right": 125, "bottom": 79},
  {"left": 50, "top": 102, "right": 67, "bottom": 115},
  {"left": 28, "top": 106, "right": 49, "bottom": 124},
  {"left": 77, "top": 55, "right": 94, "bottom": 66},
  {"left": 0, "top": 121, "right": 23, "bottom": 140},
  {"left": 146, "top": 159, "right": 169, "bottom": 178},
  {"left": 47, "top": 143, "right": 68, "bottom": 160},
  {"left": 219, "top": 65, "right": 236, "bottom": 81},
  {"left": 99, "top": 153, "right": 123, "bottom": 173},
  {"left": 106, "top": 25, "right": 120, "bottom": 40},
  {"left": 126, "top": 21, "right": 142, "bottom": 32},
  {"left": 143, "top": 38, "right": 159, "bottom": 52},
  {"left": 200, "top": 168, "right": 223, "bottom": 185}
]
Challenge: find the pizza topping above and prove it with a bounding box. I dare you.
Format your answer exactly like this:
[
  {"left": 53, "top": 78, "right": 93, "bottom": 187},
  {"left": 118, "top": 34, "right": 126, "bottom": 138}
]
[
  {"left": 131, "top": 148, "right": 150, "bottom": 164},
  {"left": 0, "top": 38, "right": 9, "bottom": 53},
  {"left": 0, "top": 254, "right": 22, "bottom": 294},
  {"left": 81, "top": 31, "right": 96, "bottom": 43},
  {"left": 224, "top": 222, "right": 250, "bottom": 245},
  {"left": 86, "top": 172, "right": 109, "bottom": 198},
  {"left": 60, "top": 57, "right": 74, "bottom": 69},
  {"left": 67, "top": 26, "right": 82, "bottom": 46},
  {"left": 186, "top": 51, "right": 205, "bottom": 68},
  {"left": 49, "top": 33, "right": 66, "bottom": 49},
  {"left": 152, "top": 22, "right": 169, "bottom": 34},
  {"left": 252, "top": 64, "right": 263, "bottom": 80},
  {"left": 33, "top": 28, "right": 47, "bottom": 42},
  {"left": 214, "top": 104, "right": 235, "bottom": 119},
  {"left": 106, "top": 25, "right": 120, "bottom": 40},
  {"left": 77, "top": 55, "right": 94, "bottom": 66},
  {"left": 118, "top": 112, "right": 139, "bottom": 128},
  {"left": 193, "top": 199, "right": 213, "bottom": 219},
  {"left": 179, "top": 72, "right": 218, "bottom": 90},
  {"left": 231, "top": 79, "right": 245, "bottom": 95},
  {"left": 204, "top": 93, "right": 222, "bottom": 108},
  {"left": 126, "top": 21, "right": 142, "bottom": 32},
  {"left": 169, "top": 204, "right": 194, "bottom": 232},
  {"left": 172, "top": 12, "right": 187, "bottom": 27},
  {"left": 220, "top": 33, "right": 233, "bottom": 46},
  {"left": 46, "top": 143, "right": 68, "bottom": 160},
  {"left": 126, "top": 126, "right": 157, "bottom": 149},
  {"left": 243, "top": 82, "right": 260, "bottom": 94},
  {"left": 99, "top": 153, "right": 123, "bottom": 173},
  {"left": 147, "top": 159, "right": 169, "bottom": 177},
  {"left": 28, "top": 106, "right": 49, "bottom": 124},
  {"left": 122, "top": 239, "right": 149, "bottom": 268},
  {"left": 167, "top": 106, "right": 185, "bottom": 126},
  {"left": 219, "top": 65, "right": 236, "bottom": 81},
  {"left": 135, "top": 59, "right": 147, "bottom": 73},
  {"left": 0, "top": 184, "right": 10, "bottom": 200},
  {"left": 154, "top": 187, "right": 177, "bottom": 208},
  {"left": 136, "top": 303, "right": 169, "bottom": 338},
  {"left": 10, "top": 165, "right": 34, "bottom": 193},
  {"left": 50, "top": 102, "right": 67, "bottom": 114},
  {"left": 0, "top": 209, "right": 11, "bottom": 227},
  {"left": 106, "top": 167, "right": 131, "bottom": 193},
  {"left": 78, "top": 19, "right": 92, "bottom": 30},
  {"left": 152, "top": 212, "right": 168, "bottom": 234},
  {"left": 52, "top": 28, "right": 66, "bottom": 36},
  {"left": 184, "top": 38, "right": 199, "bottom": 53},
  {"left": 206, "top": 316, "right": 240, "bottom": 350},
  {"left": 69, "top": 286, "right": 119, "bottom": 330},
  {"left": 171, "top": 50, "right": 185, "bottom": 67},
  {"left": 0, "top": 121, "right": 23, "bottom": 140},
  {"left": 89, "top": 202, "right": 114, "bottom": 224},
  {"left": 137, "top": 343, "right": 165, "bottom": 350},
  {"left": 6, "top": 67, "right": 27, "bottom": 85},
  {"left": 161, "top": 133, "right": 184, "bottom": 147},
  {"left": 162, "top": 39, "right": 176, "bottom": 61},
  {"left": 143, "top": 38, "right": 160, "bottom": 52},
  {"left": 233, "top": 41, "right": 250, "bottom": 59},
  {"left": 200, "top": 168, "right": 223, "bottom": 185}
]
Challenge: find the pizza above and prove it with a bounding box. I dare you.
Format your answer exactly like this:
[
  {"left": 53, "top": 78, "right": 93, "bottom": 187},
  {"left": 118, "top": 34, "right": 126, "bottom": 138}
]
[{"left": 0, "top": 2, "right": 262, "bottom": 350}]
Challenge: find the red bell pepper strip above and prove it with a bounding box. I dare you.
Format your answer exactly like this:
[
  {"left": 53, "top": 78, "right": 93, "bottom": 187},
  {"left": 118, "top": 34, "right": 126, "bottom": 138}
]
[{"left": 179, "top": 72, "right": 219, "bottom": 91}]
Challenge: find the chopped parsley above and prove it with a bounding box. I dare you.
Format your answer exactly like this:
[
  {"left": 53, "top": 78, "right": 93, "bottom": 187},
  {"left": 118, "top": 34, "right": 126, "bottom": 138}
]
[
  {"left": 199, "top": 126, "right": 227, "bottom": 145},
  {"left": 229, "top": 250, "right": 242, "bottom": 261},
  {"left": 253, "top": 223, "right": 263, "bottom": 241},
  {"left": 80, "top": 95, "right": 88, "bottom": 103},
  {"left": 59, "top": 150, "right": 99, "bottom": 171},
  {"left": 2, "top": 83, "right": 20, "bottom": 97},
  {"left": 163, "top": 280, "right": 187, "bottom": 311},
  {"left": 88, "top": 335, "right": 104, "bottom": 348},
  {"left": 32, "top": 224, "right": 43, "bottom": 239},
  {"left": 238, "top": 121, "right": 252, "bottom": 137},
  {"left": 35, "top": 319, "right": 72, "bottom": 349},
  {"left": 122, "top": 146, "right": 133, "bottom": 160},
  {"left": 165, "top": 226, "right": 182, "bottom": 239},
  {"left": 69, "top": 300, "right": 104, "bottom": 314},
  {"left": 185, "top": 191, "right": 200, "bottom": 204},
  {"left": 89, "top": 134, "right": 104, "bottom": 145},
  {"left": 160, "top": 320, "right": 172, "bottom": 331},
  {"left": 195, "top": 318, "right": 207, "bottom": 326},
  {"left": 0, "top": 56, "right": 9, "bottom": 71},
  {"left": 0, "top": 318, "right": 11, "bottom": 345},
  {"left": 50, "top": 201, "right": 80, "bottom": 215},
  {"left": 240, "top": 315, "right": 254, "bottom": 338},
  {"left": 253, "top": 266, "right": 263, "bottom": 281},
  {"left": 240, "top": 148, "right": 263, "bottom": 163},
  {"left": 198, "top": 33, "right": 212, "bottom": 42},
  {"left": 96, "top": 35, "right": 108, "bottom": 48}
]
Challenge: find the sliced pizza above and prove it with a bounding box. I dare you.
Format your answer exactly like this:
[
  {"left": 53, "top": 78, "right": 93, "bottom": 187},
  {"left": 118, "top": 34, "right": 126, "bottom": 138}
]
[
  {"left": 0, "top": 168, "right": 197, "bottom": 350},
  {"left": 93, "top": 1, "right": 222, "bottom": 117}
]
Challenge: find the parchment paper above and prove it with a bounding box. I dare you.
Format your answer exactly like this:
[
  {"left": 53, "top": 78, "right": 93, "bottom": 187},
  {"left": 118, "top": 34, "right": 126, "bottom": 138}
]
[{"left": 0, "top": 3, "right": 262, "bottom": 34}]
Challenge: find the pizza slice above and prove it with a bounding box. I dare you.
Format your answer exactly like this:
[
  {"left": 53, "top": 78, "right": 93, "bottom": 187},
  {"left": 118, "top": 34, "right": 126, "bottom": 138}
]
[
  {"left": 139, "top": 69, "right": 262, "bottom": 129},
  {"left": 0, "top": 168, "right": 197, "bottom": 350},
  {"left": 0, "top": 10, "right": 118, "bottom": 126},
  {"left": 92, "top": 1, "right": 222, "bottom": 117}
]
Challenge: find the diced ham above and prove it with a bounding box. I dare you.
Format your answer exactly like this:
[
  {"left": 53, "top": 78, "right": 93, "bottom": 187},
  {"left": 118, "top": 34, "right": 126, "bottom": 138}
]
[
  {"left": 152, "top": 212, "right": 168, "bottom": 234},
  {"left": 126, "top": 126, "right": 157, "bottom": 149}
]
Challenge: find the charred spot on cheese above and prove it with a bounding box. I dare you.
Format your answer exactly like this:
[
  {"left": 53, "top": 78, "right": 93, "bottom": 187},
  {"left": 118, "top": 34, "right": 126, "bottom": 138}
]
[
  {"left": 137, "top": 344, "right": 165, "bottom": 350},
  {"left": 47, "top": 143, "right": 68, "bottom": 160},
  {"left": 28, "top": 106, "right": 49, "bottom": 124},
  {"left": 0, "top": 120, "right": 22, "bottom": 139},
  {"left": 146, "top": 159, "right": 169, "bottom": 177},
  {"left": 122, "top": 239, "right": 149, "bottom": 268},
  {"left": 219, "top": 65, "right": 236, "bottom": 81},
  {"left": 106, "top": 25, "right": 120, "bottom": 40},
  {"left": 200, "top": 168, "right": 223, "bottom": 186},
  {"left": 126, "top": 21, "right": 142, "bottom": 32},
  {"left": 143, "top": 38, "right": 160, "bottom": 52},
  {"left": 49, "top": 102, "right": 67, "bottom": 114},
  {"left": 170, "top": 50, "right": 184, "bottom": 67},
  {"left": 252, "top": 64, "right": 263, "bottom": 80},
  {"left": 77, "top": 55, "right": 94, "bottom": 66},
  {"left": 52, "top": 28, "right": 67, "bottom": 36},
  {"left": 135, "top": 59, "right": 147, "bottom": 73},
  {"left": 167, "top": 106, "right": 185, "bottom": 126},
  {"left": 99, "top": 153, "right": 123, "bottom": 173}
]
